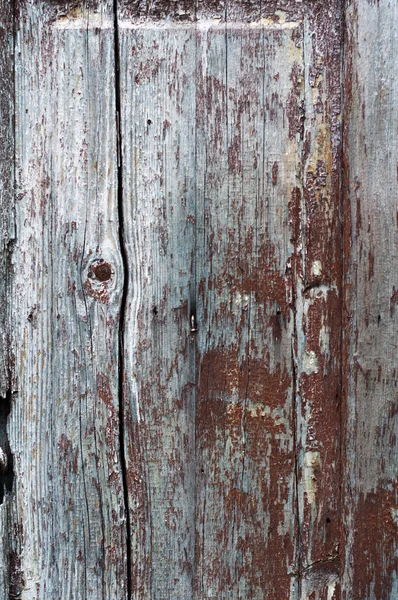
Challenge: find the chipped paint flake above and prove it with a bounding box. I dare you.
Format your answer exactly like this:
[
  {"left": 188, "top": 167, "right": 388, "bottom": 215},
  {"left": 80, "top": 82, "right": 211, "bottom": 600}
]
[
  {"left": 55, "top": 12, "right": 113, "bottom": 30},
  {"left": 311, "top": 260, "right": 322, "bottom": 277},
  {"left": 303, "top": 351, "right": 319, "bottom": 374},
  {"left": 319, "top": 324, "right": 330, "bottom": 357},
  {"left": 303, "top": 451, "right": 321, "bottom": 505},
  {"left": 119, "top": 19, "right": 301, "bottom": 31}
]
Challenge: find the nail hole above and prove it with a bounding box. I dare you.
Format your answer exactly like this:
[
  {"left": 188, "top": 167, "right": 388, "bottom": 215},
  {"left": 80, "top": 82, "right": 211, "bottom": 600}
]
[
  {"left": 152, "top": 306, "right": 158, "bottom": 316},
  {"left": 147, "top": 119, "right": 152, "bottom": 125},
  {"left": 27, "top": 305, "right": 36, "bottom": 323},
  {"left": 326, "top": 517, "right": 331, "bottom": 524}
]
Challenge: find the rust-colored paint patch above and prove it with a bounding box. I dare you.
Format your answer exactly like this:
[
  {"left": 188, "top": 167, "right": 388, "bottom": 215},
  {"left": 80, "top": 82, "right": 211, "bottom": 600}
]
[
  {"left": 97, "top": 372, "right": 112, "bottom": 406},
  {"left": 272, "top": 160, "right": 279, "bottom": 185},
  {"left": 390, "top": 286, "right": 398, "bottom": 316},
  {"left": 196, "top": 347, "right": 291, "bottom": 436},
  {"left": 352, "top": 485, "right": 398, "bottom": 599},
  {"left": 195, "top": 344, "right": 295, "bottom": 597}
]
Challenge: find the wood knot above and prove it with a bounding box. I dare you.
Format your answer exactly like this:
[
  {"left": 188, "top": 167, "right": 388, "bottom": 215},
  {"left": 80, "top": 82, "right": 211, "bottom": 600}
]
[{"left": 88, "top": 260, "right": 112, "bottom": 282}]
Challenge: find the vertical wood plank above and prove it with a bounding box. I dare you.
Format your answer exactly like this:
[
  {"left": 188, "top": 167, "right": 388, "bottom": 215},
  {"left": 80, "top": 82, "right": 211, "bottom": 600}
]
[
  {"left": 0, "top": 0, "right": 14, "bottom": 397},
  {"left": 194, "top": 21, "right": 302, "bottom": 600},
  {"left": 117, "top": 8, "right": 305, "bottom": 598},
  {"left": 12, "top": 3, "right": 128, "bottom": 597},
  {"left": 295, "top": 4, "right": 343, "bottom": 598},
  {"left": 118, "top": 18, "right": 197, "bottom": 599},
  {"left": 343, "top": 1, "right": 398, "bottom": 598},
  {"left": 0, "top": 1, "right": 15, "bottom": 597},
  {"left": 118, "top": 3, "right": 346, "bottom": 598}
]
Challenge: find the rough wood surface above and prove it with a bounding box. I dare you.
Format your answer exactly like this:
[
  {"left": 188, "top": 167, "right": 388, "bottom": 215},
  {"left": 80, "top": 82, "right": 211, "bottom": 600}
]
[
  {"left": 343, "top": 1, "right": 398, "bottom": 598},
  {"left": 11, "top": 2, "right": 127, "bottom": 598},
  {"left": 0, "top": 0, "right": 396, "bottom": 598},
  {"left": 296, "top": 5, "right": 343, "bottom": 599},
  {"left": 118, "top": 21, "right": 197, "bottom": 599},
  {"left": 0, "top": 0, "right": 14, "bottom": 401},
  {"left": 192, "top": 21, "right": 301, "bottom": 600},
  {"left": 118, "top": 2, "right": 343, "bottom": 598},
  {"left": 0, "top": 2, "right": 15, "bottom": 597}
]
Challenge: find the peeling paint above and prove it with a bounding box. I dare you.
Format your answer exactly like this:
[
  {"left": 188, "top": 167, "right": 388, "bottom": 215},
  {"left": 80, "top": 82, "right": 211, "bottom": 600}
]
[
  {"left": 119, "top": 19, "right": 301, "bottom": 31},
  {"left": 55, "top": 12, "right": 113, "bottom": 29},
  {"left": 303, "top": 451, "right": 321, "bottom": 505},
  {"left": 303, "top": 351, "right": 319, "bottom": 375},
  {"left": 311, "top": 260, "right": 322, "bottom": 278}
]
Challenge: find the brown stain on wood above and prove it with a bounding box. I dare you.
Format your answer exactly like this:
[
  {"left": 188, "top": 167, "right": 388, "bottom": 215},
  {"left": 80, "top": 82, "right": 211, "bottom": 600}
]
[
  {"left": 341, "top": 1, "right": 398, "bottom": 597},
  {"left": 196, "top": 347, "right": 291, "bottom": 441},
  {"left": 352, "top": 485, "right": 398, "bottom": 599}
]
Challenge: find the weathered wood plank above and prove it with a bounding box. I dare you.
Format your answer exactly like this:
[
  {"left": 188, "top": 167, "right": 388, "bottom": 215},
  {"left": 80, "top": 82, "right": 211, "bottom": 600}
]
[
  {"left": 118, "top": 3, "right": 346, "bottom": 598},
  {"left": 117, "top": 6, "right": 309, "bottom": 597},
  {"left": 295, "top": 4, "right": 343, "bottom": 598},
  {"left": 11, "top": 3, "right": 128, "bottom": 597},
  {"left": 0, "top": 2, "right": 15, "bottom": 597},
  {"left": 0, "top": 0, "right": 14, "bottom": 397},
  {"left": 343, "top": 1, "right": 398, "bottom": 598},
  {"left": 118, "top": 20, "right": 197, "bottom": 599},
  {"left": 193, "top": 21, "right": 302, "bottom": 600},
  {"left": 3, "top": 1, "right": 390, "bottom": 598}
]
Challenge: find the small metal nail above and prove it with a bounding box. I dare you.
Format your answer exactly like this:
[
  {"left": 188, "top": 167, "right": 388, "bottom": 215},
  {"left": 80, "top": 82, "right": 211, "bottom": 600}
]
[{"left": 190, "top": 314, "right": 197, "bottom": 333}]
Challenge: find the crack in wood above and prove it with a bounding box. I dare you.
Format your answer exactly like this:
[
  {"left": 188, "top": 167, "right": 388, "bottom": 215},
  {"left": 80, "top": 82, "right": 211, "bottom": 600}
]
[{"left": 114, "top": 2, "right": 132, "bottom": 598}]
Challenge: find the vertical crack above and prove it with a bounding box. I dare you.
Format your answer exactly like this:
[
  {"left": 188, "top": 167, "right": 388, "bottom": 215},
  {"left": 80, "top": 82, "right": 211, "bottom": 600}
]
[{"left": 113, "top": 3, "right": 132, "bottom": 598}]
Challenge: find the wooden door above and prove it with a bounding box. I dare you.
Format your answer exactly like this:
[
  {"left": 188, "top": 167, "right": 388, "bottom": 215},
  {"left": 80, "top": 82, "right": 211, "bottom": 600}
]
[{"left": 0, "top": 1, "right": 396, "bottom": 598}]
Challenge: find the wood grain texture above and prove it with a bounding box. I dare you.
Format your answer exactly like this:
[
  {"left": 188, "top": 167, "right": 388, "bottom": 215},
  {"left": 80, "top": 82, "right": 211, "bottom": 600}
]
[
  {"left": 118, "top": 14, "right": 304, "bottom": 599},
  {"left": 0, "top": 3, "right": 15, "bottom": 598},
  {"left": 343, "top": 1, "right": 398, "bottom": 598},
  {"left": 296, "top": 4, "right": 343, "bottom": 599},
  {"left": 0, "top": 0, "right": 14, "bottom": 397},
  {"left": 118, "top": 3, "right": 343, "bottom": 598},
  {"left": 3, "top": 1, "right": 398, "bottom": 598},
  {"left": 193, "top": 22, "right": 301, "bottom": 600},
  {"left": 11, "top": 2, "right": 128, "bottom": 598},
  {"left": 118, "top": 21, "right": 197, "bottom": 599}
]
